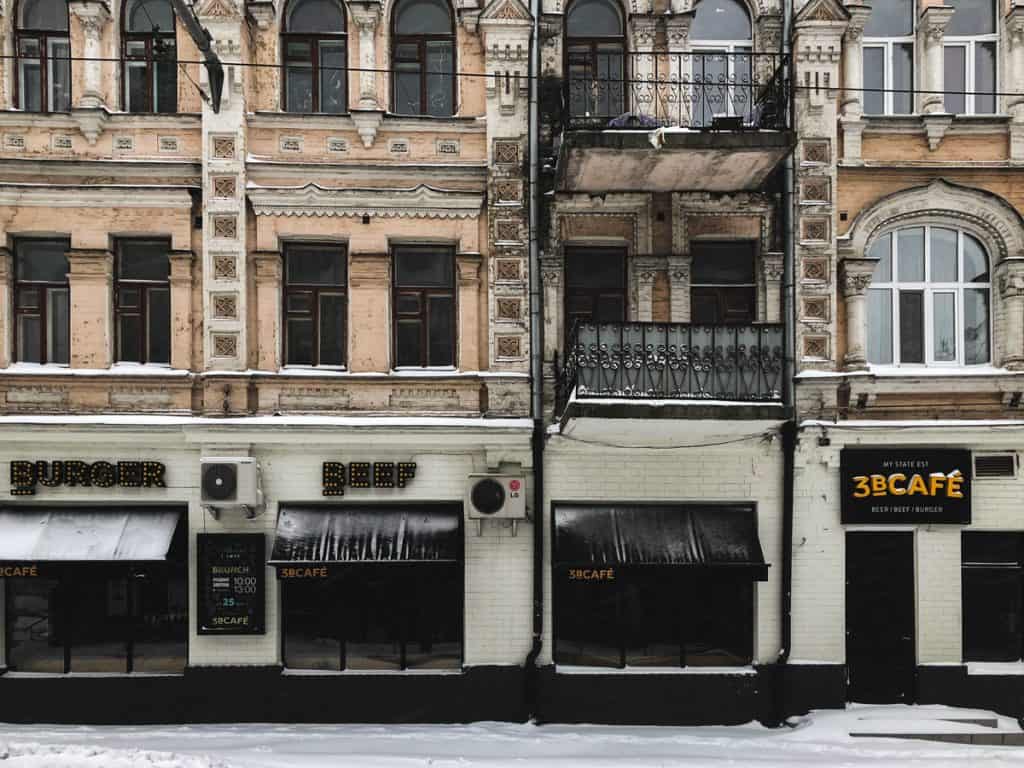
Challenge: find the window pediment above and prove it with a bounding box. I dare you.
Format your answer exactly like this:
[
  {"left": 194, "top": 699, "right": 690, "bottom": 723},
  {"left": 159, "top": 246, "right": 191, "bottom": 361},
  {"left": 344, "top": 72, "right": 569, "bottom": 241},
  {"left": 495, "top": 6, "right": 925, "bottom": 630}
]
[{"left": 248, "top": 183, "right": 484, "bottom": 218}]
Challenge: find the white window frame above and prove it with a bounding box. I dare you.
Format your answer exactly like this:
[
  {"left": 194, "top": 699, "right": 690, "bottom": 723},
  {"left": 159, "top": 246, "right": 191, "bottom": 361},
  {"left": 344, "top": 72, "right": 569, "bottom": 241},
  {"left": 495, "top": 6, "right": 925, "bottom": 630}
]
[
  {"left": 943, "top": 35, "right": 999, "bottom": 115},
  {"left": 862, "top": 35, "right": 915, "bottom": 115},
  {"left": 867, "top": 225, "right": 992, "bottom": 368},
  {"left": 46, "top": 36, "right": 70, "bottom": 112},
  {"left": 688, "top": 41, "right": 754, "bottom": 122}
]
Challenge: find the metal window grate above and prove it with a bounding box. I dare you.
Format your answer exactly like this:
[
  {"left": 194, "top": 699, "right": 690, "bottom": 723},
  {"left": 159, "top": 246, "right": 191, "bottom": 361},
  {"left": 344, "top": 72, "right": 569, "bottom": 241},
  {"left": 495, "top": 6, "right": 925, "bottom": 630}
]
[{"left": 973, "top": 453, "right": 1017, "bottom": 479}]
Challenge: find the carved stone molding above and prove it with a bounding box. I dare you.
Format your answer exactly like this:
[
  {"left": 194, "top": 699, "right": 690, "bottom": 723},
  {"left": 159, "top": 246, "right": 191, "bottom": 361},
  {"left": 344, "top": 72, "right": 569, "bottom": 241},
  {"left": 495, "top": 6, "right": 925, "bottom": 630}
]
[
  {"left": 248, "top": 183, "right": 484, "bottom": 219},
  {"left": 253, "top": 250, "right": 283, "bottom": 282},
  {"left": 66, "top": 249, "right": 113, "bottom": 279},
  {"left": 350, "top": 109, "right": 384, "bottom": 148},
  {"left": 840, "top": 179, "right": 1024, "bottom": 266},
  {"left": 540, "top": 254, "right": 563, "bottom": 286},
  {"left": 839, "top": 257, "right": 877, "bottom": 297},
  {"left": 456, "top": 252, "right": 483, "bottom": 285},
  {"left": 762, "top": 254, "right": 784, "bottom": 282},
  {"left": 168, "top": 249, "right": 195, "bottom": 286}
]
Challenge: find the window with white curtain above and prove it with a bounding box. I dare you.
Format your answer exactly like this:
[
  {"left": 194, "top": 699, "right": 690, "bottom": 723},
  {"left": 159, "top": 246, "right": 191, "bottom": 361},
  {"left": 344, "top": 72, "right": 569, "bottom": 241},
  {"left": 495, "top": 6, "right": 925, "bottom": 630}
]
[{"left": 866, "top": 226, "right": 991, "bottom": 367}]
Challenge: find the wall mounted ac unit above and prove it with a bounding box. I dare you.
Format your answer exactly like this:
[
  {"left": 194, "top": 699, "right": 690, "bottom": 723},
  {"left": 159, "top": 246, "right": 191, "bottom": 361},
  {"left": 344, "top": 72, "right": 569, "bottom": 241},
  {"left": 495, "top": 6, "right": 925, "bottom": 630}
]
[
  {"left": 201, "top": 457, "right": 263, "bottom": 517},
  {"left": 466, "top": 474, "right": 526, "bottom": 536}
]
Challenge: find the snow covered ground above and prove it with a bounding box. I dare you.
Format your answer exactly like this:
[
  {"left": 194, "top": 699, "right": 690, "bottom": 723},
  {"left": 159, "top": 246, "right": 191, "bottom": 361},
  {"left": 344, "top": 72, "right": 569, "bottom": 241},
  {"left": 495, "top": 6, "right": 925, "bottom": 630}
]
[{"left": 1, "top": 704, "right": 1023, "bottom": 768}]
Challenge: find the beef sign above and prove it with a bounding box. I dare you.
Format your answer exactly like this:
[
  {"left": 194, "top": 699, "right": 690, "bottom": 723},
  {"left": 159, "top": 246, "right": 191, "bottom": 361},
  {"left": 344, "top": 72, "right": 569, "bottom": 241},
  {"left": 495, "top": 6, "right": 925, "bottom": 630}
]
[{"left": 840, "top": 448, "right": 971, "bottom": 524}]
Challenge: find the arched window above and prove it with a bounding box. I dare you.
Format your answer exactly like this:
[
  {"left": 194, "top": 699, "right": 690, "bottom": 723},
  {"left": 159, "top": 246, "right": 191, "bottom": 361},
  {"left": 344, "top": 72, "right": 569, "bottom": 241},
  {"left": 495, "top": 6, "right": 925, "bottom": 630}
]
[
  {"left": 123, "top": 0, "right": 177, "bottom": 113},
  {"left": 690, "top": 0, "right": 753, "bottom": 126},
  {"left": 565, "top": 0, "right": 625, "bottom": 122},
  {"left": 282, "top": 0, "right": 347, "bottom": 113},
  {"left": 867, "top": 226, "right": 991, "bottom": 366},
  {"left": 15, "top": 0, "right": 70, "bottom": 112},
  {"left": 391, "top": 0, "right": 455, "bottom": 117},
  {"left": 862, "top": 0, "right": 914, "bottom": 115}
]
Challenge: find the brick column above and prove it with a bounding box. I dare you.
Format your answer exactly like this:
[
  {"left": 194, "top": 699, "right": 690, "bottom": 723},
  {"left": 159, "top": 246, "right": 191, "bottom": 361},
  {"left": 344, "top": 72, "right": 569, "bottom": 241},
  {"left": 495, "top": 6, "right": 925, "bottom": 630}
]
[
  {"left": 541, "top": 254, "right": 564, "bottom": 358},
  {"left": 168, "top": 249, "right": 194, "bottom": 371},
  {"left": 997, "top": 257, "right": 1024, "bottom": 370},
  {"left": 253, "top": 250, "right": 282, "bottom": 371},
  {"left": 668, "top": 257, "right": 691, "bottom": 323},
  {"left": 839, "top": 5, "right": 870, "bottom": 160},
  {"left": 66, "top": 248, "right": 113, "bottom": 369},
  {"left": 919, "top": 6, "right": 954, "bottom": 115},
  {"left": 348, "top": 252, "right": 390, "bottom": 372},
  {"left": 0, "top": 247, "right": 11, "bottom": 368},
  {"left": 839, "top": 257, "right": 876, "bottom": 371},
  {"left": 68, "top": 0, "right": 110, "bottom": 109},
  {"left": 633, "top": 258, "right": 661, "bottom": 322},
  {"left": 456, "top": 252, "right": 482, "bottom": 371},
  {"left": 762, "top": 252, "right": 784, "bottom": 323}
]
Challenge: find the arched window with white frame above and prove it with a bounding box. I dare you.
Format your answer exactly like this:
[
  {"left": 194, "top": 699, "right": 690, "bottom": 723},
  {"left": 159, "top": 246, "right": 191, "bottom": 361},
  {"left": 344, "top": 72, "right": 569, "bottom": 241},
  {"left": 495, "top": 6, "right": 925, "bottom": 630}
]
[
  {"left": 15, "top": 0, "right": 70, "bottom": 112},
  {"left": 943, "top": 0, "right": 997, "bottom": 114},
  {"left": 866, "top": 225, "right": 991, "bottom": 366},
  {"left": 689, "top": 0, "right": 753, "bottom": 127},
  {"left": 862, "top": 0, "right": 914, "bottom": 115}
]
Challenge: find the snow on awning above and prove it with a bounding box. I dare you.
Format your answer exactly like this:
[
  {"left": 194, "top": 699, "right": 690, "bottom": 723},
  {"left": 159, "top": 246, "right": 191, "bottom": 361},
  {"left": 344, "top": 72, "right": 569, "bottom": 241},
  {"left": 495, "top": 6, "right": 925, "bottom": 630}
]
[
  {"left": 0, "top": 507, "right": 182, "bottom": 562},
  {"left": 554, "top": 505, "right": 768, "bottom": 580},
  {"left": 270, "top": 505, "right": 461, "bottom": 565}
]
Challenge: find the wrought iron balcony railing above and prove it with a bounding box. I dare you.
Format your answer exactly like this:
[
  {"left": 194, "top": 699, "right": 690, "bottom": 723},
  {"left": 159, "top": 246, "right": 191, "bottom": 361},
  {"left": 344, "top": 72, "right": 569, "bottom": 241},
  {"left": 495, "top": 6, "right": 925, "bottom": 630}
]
[
  {"left": 564, "top": 51, "right": 791, "bottom": 132},
  {"left": 555, "top": 321, "right": 784, "bottom": 416}
]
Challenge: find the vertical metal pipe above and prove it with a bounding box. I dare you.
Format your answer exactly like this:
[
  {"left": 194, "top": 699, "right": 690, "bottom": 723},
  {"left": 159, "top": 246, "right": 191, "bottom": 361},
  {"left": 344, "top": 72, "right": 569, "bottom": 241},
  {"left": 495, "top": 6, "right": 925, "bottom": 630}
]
[{"left": 524, "top": 0, "right": 545, "bottom": 721}]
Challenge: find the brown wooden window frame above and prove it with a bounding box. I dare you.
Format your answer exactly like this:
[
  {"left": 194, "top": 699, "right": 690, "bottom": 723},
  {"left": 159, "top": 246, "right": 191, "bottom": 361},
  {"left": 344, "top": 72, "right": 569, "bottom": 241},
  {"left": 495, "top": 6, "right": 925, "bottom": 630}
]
[
  {"left": 115, "top": 238, "right": 171, "bottom": 365},
  {"left": 283, "top": 243, "right": 348, "bottom": 368},
  {"left": 281, "top": 0, "right": 348, "bottom": 114},
  {"left": 390, "top": 0, "right": 457, "bottom": 117},
  {"left": 13, "top": 237, "right": 70, "bottom": 366},
  {"left": 563, "top": 246, "right": 628, "bottom": 343},
  {"left": 392, "top": 245, "right": 456, "bottom": 368},
  {"left": 122, "top": 0, "right": 177, "bottom": 114},
  {"left": 14, "top": 0, "right": 71, "bottom": 113},
  {"left": 564, "top": 0, "right": 627, "bottom": 122},
  {"left": 689, "top": 240, "right": 758, "bottom": 325}
]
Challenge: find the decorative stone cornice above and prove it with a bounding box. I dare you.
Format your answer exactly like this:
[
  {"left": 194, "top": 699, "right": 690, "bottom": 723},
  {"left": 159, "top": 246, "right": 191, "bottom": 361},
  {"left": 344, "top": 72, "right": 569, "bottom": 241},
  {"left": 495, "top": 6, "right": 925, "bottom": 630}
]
[
  {"left": 919, "top": 5, "right": 954, "bottom": 43},
  {"left": 762, "top": 252, "right": 784, "bottom": 282},
  {"left": 540, "top": 254, "right": 563, "bottom": 286},
  {"left": 247, "top": 183, "right": 485, "bottom": 219},
  {"left": 843, "top": 3, "right": 871, "bottom": 42},
  {"left": 456, "top": 252, "right": 483, "bottom": 285},
  {"left": 68, "top": 0, "right": 111, "bottom": 33},
  {"left": 839, "top": 257, "right": 877, "bottom": 297},
  {"left": 0, "top": 185, "right": 192, "bottom": 208},
  {"left": 349, "top": 0, "right": 382, "bottom": 30}
]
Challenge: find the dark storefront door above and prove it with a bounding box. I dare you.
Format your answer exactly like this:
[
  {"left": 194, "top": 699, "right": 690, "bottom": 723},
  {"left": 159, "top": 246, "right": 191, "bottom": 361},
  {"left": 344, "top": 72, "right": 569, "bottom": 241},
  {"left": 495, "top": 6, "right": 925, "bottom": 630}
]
[{"left": 846, "top": 531, "right": 915, "bottom": 703}]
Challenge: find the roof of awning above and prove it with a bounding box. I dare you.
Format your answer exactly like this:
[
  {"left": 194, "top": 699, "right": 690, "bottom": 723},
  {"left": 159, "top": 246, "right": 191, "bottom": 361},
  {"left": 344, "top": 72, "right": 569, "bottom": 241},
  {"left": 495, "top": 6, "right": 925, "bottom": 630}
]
[
  {"left": 270, "top": 505, "right": 462, "bottom": 564},
  {"left": 554, "top": 505, "right": 768, "bottom": 580},
  {"left": 0, "top": 507, "right": 182, "bottom": 562}
]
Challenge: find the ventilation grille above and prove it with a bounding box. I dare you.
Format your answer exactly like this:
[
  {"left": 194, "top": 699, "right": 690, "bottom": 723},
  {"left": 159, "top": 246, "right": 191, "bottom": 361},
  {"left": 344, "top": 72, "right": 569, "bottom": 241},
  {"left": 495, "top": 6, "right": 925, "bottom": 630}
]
[{"left": 974, "top": 453, "right": 1018, "bottom": 479}]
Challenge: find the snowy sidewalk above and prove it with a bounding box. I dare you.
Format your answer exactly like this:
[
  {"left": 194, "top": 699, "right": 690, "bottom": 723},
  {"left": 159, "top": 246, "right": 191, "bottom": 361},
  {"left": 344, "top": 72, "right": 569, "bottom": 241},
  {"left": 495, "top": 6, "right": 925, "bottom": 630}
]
[{"left": 1, "top": 705, "right": 1024, "bottom": 768}]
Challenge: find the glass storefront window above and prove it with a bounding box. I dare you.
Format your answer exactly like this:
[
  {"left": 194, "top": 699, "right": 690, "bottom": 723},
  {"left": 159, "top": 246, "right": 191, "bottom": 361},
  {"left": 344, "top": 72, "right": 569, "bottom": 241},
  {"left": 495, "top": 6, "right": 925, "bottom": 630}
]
[
  {"left": 962, "top": 532, "right": 1024, "bottom": 662},
  {"left": 283, "top": 564, "right": 462, "bottom": 671}
]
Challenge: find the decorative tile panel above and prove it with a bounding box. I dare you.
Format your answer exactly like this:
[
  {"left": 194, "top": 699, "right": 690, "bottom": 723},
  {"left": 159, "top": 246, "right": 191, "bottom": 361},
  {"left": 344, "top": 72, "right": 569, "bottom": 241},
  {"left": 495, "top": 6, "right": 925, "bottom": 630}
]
[
  {"left": 802, "top": 177, "right": 830, "bottom": 203},
  {"left": 496, "top": 219, "right": 521, "bottom": 242},
  {"left": 802, "top": 257, "right": 829, "bottom": 283},
  {"left": 212, "top": 135, "right": 236, "bottom": 159},
  {"left": 494, "top": 140, "right": 520, "bottom": 165},
  {"left": 212, "top": 293, "right": 238, "bottom": 319},
  {"left": 280, "top": 135, "right": 303, "bottom": 153},
  {"left": 803, "top": 140, "right": 830, "bottom": 164},
  {"left": 212, "top": 333, "right": 238, "bottom": 358},
  {"left": 495, "top": 259, "right": 521, "bottom": 281},
  {"left": 114, "top": 135, "right": 134, "bottom": 152},
  {"left": 212, "top": 176, "right": 236, "bottom": 198},
  {"left": 436, "top": 138, "right": 460, "bottom": 156},
  {"left": 3, "top": 134, "right": 25, "bottom": 150},
  {"left": 212, "top": 215, "right": 237, "bottom": 239},
  {"left": 496, "top": 298, "right": 521, "bottom": 320},
  {"left": 495, "top": 180, "right": 522, "bottom": 204},
  {"left": 802, "top": 217, "right": 830, "bottom": 243},
  {"left": 51, "top": 134, "right": 73, "bottom": 151},
  {"left": 327, "top": 137, "right": 349, "bottom": 153},
  {"left": 802, "top": 335, "right": 829, "bottom": 360},
  {"left": 802, "top": 295, "right": 829, "bottom": 322},
  {"left": 159, "top": 136, "right": 179, "bottom": 152},
  {"left": 213, "top": 254, "right": 237, "bottom": 280},
  {"left": 388, "top": 138, "right": 410, "bottom": 155},
  {"left": 496, "top": 335, "right": 522, "bottom": 358}
]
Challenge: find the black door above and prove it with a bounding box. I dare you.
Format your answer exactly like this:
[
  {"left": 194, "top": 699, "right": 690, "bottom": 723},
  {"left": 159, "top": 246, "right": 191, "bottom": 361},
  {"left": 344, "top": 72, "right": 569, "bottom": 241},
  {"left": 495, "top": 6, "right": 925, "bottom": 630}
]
[{"left": 846, "top": 531, "right": 915, "bottom": 703}]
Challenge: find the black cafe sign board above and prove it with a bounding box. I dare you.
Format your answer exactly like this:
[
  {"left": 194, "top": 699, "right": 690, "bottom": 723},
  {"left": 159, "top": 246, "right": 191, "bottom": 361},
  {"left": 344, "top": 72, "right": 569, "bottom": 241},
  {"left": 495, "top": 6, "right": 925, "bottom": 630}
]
[
  {"left": 841, "top": 448, "right": 971, "bottom": 524},
  {"left": 197, "top": 533, "right": 266, "bottom": 635}
]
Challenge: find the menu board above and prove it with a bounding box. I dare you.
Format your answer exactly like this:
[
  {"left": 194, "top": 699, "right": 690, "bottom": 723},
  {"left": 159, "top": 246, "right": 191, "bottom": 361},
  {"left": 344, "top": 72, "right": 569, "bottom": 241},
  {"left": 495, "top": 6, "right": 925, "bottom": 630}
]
[{"left": 197, "top": 533, "right": 266, "bottom": 635}]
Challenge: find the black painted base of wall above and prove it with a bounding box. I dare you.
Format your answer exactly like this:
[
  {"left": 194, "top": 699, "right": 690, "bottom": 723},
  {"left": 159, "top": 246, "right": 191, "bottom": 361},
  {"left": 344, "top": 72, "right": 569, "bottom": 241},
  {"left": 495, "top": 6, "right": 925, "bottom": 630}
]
[
  {"left": 4, "top": 663, "right": 1024, "bottom": 725},
  {"left": 0, "top": 666, "right": 528, "bottom": 724}
]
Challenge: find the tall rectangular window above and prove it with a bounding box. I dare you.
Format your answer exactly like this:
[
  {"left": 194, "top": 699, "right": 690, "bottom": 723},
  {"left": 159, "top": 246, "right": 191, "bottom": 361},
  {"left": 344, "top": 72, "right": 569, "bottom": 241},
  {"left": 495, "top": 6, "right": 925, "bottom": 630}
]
[
  {"left": 690, "top": 241, "right": 757, "bottom": 324},
  {"left": 963, "top": 532, "right": 1024, "bottom": 662},
  {"left": 564, "top": 247, "right": 626, "bottom": 342},
  {"left": 115, "top": 240, "right": 171, "bottom": 364},
  {"left": 943, "top": 0, "right": 997, "bottom": 114},
  {"left": 14, "top": 238, "right": 70, "bottom": 365},
  {"left": 863, "top": 0, "right": 915, "bottom": 115},
  {"left": 393, "top": 246, "right": 455, "bottom": 368},
  {"left": 284, "top": 244, "right": 347, "bottom": 367}
]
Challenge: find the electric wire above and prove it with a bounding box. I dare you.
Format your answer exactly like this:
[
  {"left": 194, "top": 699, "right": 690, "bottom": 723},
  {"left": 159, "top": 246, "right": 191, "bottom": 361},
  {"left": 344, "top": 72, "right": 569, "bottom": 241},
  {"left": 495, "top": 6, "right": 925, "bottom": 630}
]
[{"left": 554, "top": 429, "right": 777, "bottom": 450}]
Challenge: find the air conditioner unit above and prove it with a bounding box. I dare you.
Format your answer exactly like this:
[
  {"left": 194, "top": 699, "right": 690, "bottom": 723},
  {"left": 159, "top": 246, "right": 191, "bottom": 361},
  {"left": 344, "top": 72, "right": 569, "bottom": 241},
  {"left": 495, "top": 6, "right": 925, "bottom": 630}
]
[
  {"left": 467, "top": 474, "right": 527, "bottom": 536},
  {"left": 201, "top": 458, "right": 263, "bottom": 517}
]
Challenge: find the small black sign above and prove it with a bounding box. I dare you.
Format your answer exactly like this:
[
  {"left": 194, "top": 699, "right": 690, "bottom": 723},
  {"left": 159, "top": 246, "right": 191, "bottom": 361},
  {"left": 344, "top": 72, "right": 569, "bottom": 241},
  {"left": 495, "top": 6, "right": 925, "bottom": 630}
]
[
  {"left": 841, "top": 448, "right": 971, "bottom": 524},
  {"left": 197, "top": 533, "right": 266, "bottom": 635}
]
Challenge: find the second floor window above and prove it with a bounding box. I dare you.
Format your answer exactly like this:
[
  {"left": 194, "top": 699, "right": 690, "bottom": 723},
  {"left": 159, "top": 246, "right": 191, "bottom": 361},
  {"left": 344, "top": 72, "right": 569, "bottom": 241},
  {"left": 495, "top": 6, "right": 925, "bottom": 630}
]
[
  {"left": 123, "top": 0, "right": 177, "bottom": 113},
  {"left": 282, "top": 0, "right": 347, "bottom": 114},
  {"left": 944, "top": 0, "right": 997, "bottom": 114},
  {"left": 866, "top": 226, "right": 991, "bottom": 366},
  {"left": 14, "top": 238, "right": 70, "bottom": 366},
  {"left": 284, "top": 244, "right": 347, "bottom": 367},
  {"left": 565, "top": 0, "right": 625, "bottom": 122},
  {"left": 393, "top": 246, "right": 454, "bottom": 367},
  {"left": 690, "top": 241, "right": 756, "bottom": 325},
  {"left": 689, "top": 0, "right": 753, "bottom": 127},
  {"left": 15, "top": 0, "right": 71, "bottom": 112},
  {"left": 391, "top": 0, "right": 456, "bottom": 117},
  {"left": 564, "top": 247, "right": 626, "bottom": 340},
  {"left": 116, "top": 240, "right": 171, "bottom": 364},
  {"left": 863, "top": 0, "right": 914, "bottom": 115}
]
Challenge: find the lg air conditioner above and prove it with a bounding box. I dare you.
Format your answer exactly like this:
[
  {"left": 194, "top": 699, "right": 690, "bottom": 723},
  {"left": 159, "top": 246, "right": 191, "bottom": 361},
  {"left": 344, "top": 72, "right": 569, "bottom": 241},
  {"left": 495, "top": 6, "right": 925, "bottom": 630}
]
[
  {"left": 201, "top": 458, "right": 263, "bottom": 517},
  {"left": 466, "top": 474, "right": 527, "bottom": 536}
]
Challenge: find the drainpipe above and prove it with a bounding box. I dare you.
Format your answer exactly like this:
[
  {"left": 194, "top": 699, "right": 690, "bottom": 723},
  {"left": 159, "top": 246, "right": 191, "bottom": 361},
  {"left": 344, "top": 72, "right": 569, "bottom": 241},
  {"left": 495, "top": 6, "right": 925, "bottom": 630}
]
[
  {"left": 773, "top": 0, "right": 797, "bottom": 727},
  {"left": 524, "top": 0, "right": 545, "bottom": 723}
]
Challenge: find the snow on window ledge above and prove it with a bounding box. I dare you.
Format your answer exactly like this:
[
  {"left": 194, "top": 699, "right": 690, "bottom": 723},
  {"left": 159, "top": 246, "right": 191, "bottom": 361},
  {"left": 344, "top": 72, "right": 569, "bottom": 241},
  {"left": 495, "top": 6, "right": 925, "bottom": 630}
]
[
  {"left": 967, "top": 661, "right": 1024, "bottom": 676},
  {"left": 282, "top": 667, "right": 463, "bottom": 677}
]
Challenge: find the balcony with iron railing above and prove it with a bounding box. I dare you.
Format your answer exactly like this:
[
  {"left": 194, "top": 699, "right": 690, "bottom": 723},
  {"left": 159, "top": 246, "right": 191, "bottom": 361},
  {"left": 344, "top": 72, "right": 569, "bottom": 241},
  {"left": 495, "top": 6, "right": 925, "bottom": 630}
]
[
  {"left": 553, "top": 52, "right": 795, "bottom": 193},
  {"left": 554, "top": 321, "right": 785, "bottom": 420}
]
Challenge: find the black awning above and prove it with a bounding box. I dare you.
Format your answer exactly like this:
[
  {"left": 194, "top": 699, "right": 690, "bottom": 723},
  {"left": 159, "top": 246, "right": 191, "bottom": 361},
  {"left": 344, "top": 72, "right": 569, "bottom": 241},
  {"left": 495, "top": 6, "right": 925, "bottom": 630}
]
[
  {"left": 269, "top": 505, "right": 461, "bottom": 564},
  {"left": 554, "top": 505, "right": 768, "bottom": 580}
]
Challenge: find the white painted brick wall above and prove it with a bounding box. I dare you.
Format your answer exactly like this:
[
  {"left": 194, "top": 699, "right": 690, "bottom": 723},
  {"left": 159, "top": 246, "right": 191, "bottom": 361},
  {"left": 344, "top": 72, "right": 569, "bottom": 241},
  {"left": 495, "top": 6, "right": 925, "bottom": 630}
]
[
  {"left": 0, "top": 426, "right": 535, "bottom": 669},
  {"left": 793, "top": 427, "right": 1024, "bottom": 666},
  {"left": 542, "top": 420, "right": 785, "bottom": 666}
]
